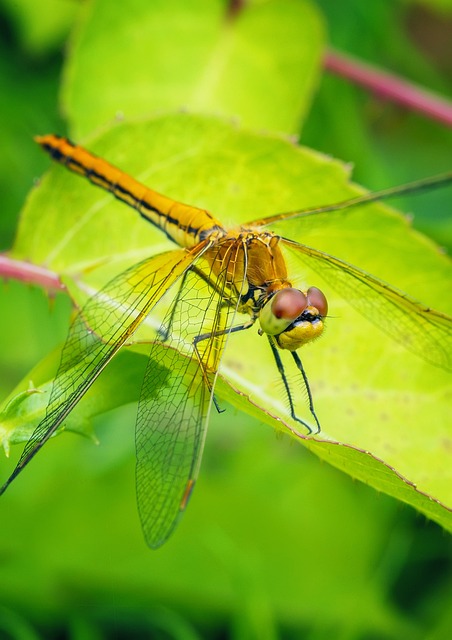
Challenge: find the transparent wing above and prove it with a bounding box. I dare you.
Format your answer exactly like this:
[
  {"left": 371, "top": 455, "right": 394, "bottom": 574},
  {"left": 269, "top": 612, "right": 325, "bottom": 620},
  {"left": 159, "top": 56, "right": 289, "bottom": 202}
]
[
  {"left": 247, "top": 173, "right": 452, "bottom": 228},
  {"left": 135, "top": 243, "right": 243, "bottom": 548},
  {"left": 281, "top": 238, "right": 452, "bottom": 371},
  {"left": 0, "top": 246, "right": 208, "bottom": 495}
]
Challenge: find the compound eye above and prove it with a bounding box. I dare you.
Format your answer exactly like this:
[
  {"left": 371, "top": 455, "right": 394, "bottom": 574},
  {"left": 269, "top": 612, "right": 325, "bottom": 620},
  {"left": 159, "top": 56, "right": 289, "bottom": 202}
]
[
  {"left": 307, "top": 286, "right": 328, "bottom": 317},
  {"left": 272, "top": 288, "right": 307, "bottom": 319},
  {"left": 259, "top": 288, "right": 308, "bottom": 336}
]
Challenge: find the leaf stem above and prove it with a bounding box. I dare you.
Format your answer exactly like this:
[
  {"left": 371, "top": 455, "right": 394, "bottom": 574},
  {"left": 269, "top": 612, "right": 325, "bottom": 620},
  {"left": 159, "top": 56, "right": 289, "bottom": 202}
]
[
  {"left": 0, "top": 254, "right": 64, "bottom": 293},
  {"left": 324, "top": 48, "right": 452, "bottom": 127}
]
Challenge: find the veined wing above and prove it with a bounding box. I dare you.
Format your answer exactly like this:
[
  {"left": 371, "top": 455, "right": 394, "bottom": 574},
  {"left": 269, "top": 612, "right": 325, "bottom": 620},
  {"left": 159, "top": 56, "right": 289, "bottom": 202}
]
[
  {"left": 281, "top": 237, "right": 452, "bottom": 371},
  {"left": 135, "top": 241, "right": 245, "bottom": 548},
  {"left": 0, "top": 245, "right": 208, "bottom": 496},
  {"left": 248, "top": 172, "right": 452, "bottom": 228}
]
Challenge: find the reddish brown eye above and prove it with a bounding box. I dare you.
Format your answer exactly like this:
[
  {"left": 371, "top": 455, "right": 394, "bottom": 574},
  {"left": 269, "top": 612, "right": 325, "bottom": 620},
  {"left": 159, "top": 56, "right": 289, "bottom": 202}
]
[
  {"left": 307, "top": 286, "right": 328, "bottom": 317},
  {"left": 272, "top": 288, "right": 307, "bottom": 320}
]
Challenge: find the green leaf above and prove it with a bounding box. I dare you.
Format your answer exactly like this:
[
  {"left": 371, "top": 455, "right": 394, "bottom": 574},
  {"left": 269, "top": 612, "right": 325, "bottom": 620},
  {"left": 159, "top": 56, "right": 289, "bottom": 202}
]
[
  {"left": 61, "top": 0, "right": 324, "bottom": 138},
  {"left": 0, "top": 345, "right": 149, "bottom": 451},
  {"left": 8, "top": 113, "right": 452, "bottom": 532},
  {"left": 304, "top": 0, "right": 452, "bottom": 250},
  {"left": 1, "top": 0, "right": 77, "bottom": 56},
  {"left": 0, "top": 22, "right": 66, "bottom": 251}
]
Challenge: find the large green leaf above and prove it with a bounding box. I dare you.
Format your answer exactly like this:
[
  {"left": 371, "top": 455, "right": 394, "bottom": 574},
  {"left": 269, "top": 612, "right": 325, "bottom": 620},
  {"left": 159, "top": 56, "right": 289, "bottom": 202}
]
[
  {"left": 0, "top": 345, "right": 149, "bottom": 452},
  {"left": 5, "top": 113, "right": 452, "bottom": 532},
  {"left": 61, "top": 0, "right": 324, "bottom": 138}
]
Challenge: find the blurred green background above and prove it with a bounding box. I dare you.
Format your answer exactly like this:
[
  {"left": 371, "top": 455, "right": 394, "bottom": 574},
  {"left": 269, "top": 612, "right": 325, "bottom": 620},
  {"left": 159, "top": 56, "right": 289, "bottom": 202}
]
[{"left": 1, "top": 0, "right": 451, "bottom": 638}]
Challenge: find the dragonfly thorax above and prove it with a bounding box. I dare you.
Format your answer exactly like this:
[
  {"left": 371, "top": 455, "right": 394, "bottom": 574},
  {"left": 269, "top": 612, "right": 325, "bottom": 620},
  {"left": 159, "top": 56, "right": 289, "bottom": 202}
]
[{"left": 259, "top": 286, "right": 328, "bottom": 351}]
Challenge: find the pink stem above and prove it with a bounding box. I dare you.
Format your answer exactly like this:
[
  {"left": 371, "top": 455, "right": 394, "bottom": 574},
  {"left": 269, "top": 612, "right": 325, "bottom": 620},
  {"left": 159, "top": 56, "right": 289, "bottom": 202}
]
[
  {"left": 324, "top": 48, "right": 452, "bottom": 127},
  {"left": 0, "top": 254, "right": 64, "bottom": 293}
]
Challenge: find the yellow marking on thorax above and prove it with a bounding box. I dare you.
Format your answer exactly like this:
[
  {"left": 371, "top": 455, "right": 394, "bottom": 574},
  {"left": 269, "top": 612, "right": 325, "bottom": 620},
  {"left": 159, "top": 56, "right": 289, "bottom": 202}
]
[{"left": 200, "top": 229, "right": 291, "bottom": 308}]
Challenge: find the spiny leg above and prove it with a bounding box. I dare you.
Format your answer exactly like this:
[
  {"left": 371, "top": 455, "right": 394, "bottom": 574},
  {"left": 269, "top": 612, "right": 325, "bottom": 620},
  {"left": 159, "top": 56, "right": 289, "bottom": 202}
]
[
  {"left": 267, "top": 336, "right": 320, "bottom": 434},
  {"left": 193, "top": 318, "right": 256, "bottom": 413},
  {"left": 290, "top": 350, "right": 321, "bottom": 434},
  {"left": 158, "top": 259, "right": 226, "bottom": 344}
]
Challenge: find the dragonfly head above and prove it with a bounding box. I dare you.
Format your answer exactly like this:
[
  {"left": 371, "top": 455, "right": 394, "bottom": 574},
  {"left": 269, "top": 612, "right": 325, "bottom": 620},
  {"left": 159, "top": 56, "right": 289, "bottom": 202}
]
[{"left": 259, "top": 286, "right": 328, "bottom": 351}]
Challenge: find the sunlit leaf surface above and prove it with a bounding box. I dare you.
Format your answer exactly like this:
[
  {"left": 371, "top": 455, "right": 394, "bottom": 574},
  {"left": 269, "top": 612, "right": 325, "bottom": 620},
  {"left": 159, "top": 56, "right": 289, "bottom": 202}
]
[
  {"left": 62, "top": 0, "right": 324, "bottom": 138},
  {"left": 4, "top": 113, "right": 451, "bottom": 532}
]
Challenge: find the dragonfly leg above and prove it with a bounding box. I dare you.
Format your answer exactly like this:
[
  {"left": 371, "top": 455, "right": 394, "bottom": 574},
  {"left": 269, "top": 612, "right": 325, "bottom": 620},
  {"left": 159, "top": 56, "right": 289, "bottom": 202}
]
[
  {"left": 267, "top": 337, "right": 320, "bottom": 434},
  {"left": 290, "top": 351, "right": 321, "bottom": 434},
  {"left": 160, "top": 263, "right": 234, "bottom": 343},
  {"left": 193, "top": 318, "right": 256, "bottom": 413}
]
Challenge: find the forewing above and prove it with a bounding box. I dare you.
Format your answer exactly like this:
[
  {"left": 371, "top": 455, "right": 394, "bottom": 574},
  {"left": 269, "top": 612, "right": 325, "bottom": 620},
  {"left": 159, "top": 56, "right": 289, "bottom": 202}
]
[
  {"left": 135, "top": 243, "right": 243, "bottom": 548},
  {"left": 247, "top": 173, "right": 452, "bottom": 228},
  {"left": 0, "top": 246, "right": 207, "bottom": 495},
  {"left": 281, "top": 238, "right": 452, "bottom": 371}
]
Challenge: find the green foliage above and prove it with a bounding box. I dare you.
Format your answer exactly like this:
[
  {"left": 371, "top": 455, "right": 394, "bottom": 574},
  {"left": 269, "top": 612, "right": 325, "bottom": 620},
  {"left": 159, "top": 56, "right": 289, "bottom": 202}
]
[
  {"left": 62, "top": 0, "right": 324, "bottom": 138},
  {"left": 1, "top": 0, "right": 451, "bottom": 637},
  {"left": 0, "top": 0, "right": 76, "bottom": 55},
  {"left": 4, "top": 113, "right": 452, "bottom": 536},
  {"left": 305, "top": 0, "right": 452, "bottom": 248},
  {"left": 0, "top": 27, "right": 65, "bottom": 250}
]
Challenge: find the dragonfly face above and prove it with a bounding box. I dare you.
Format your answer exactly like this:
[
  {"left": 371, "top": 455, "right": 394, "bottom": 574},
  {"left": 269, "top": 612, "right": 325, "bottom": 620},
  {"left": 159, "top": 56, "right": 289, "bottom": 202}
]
[{"left": 260, "top": 286, "right": 328, "bottom": 351}]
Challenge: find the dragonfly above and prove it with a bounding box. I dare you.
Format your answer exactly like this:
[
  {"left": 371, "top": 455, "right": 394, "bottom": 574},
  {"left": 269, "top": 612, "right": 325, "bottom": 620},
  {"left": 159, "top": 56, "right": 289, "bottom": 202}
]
[{"left": 1, "top": 134, "right": 451, "bottom": 548}]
